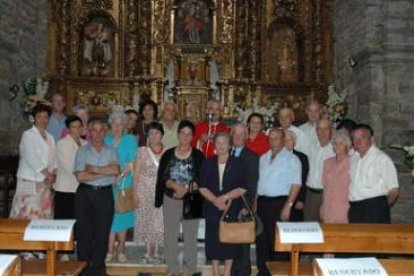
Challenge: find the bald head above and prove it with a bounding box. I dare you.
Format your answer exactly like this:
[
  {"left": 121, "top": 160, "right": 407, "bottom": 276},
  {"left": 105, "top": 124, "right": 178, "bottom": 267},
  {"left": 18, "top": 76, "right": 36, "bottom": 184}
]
[
  {"left": 206, "top": 99, "right": 222, "bottom": 123},
  {"left": 317, "top": 118, "right": 333, "bottom": 146},
  {"left": 306, "top": 101, "right": 321, "bottom": 123},
  {"left": 278, "top": 107, "right": 295, "bottom": 129}
]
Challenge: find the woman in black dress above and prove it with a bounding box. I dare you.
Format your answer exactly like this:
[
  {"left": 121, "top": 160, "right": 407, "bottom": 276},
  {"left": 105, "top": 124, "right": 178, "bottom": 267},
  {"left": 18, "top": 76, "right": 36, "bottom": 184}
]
[{"left": 200, "top": 131, "right": 247, "bottom": 276}]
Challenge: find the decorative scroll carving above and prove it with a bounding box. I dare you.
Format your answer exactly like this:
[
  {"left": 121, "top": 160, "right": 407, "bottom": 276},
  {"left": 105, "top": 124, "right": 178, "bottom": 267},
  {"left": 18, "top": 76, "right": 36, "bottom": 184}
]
[
  {"left": 153, "top": 0, "right": 168, "bottom": 44},
  {"left": 274, "top": 0, "right": 300, "bottom": 17},
  {"left": 57, "top": 0, "right": 71, "bottom": 77},
  {"left": 126, "top": 0, "right": 138, "bottom": 76},
  {"left": 83, "top": 0, "right": 113, "bottom": 10},
  {"left": 221, "top": 0, "right": 234, "bottom": 44}
]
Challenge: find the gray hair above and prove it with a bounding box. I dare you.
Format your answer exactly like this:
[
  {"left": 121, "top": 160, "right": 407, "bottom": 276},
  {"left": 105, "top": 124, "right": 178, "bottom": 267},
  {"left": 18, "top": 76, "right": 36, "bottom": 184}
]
[
  {"left": 231, "top": 122, "right": 248, "bottom": 136},
  {"left": 72, "top": 104, "right": 89, "bottom": 114},
  {"left": 108, "top": 111, "right": 128, "bottom": 126},
  {"left": 332, "top": 129, "right": 352, "bottom": 147},
  {"left": 284, "top": 129, "right": 297, "bottom": 143},
  {"left": 214, "top": 131, "right": 232, "bottom": 145}
]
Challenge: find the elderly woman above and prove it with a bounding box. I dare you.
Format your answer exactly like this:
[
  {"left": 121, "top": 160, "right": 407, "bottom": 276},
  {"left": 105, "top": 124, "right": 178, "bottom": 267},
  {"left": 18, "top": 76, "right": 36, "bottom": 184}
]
[
  {"left": 245, "top": 113, "right": 270, "bottom": 156},
  {"left": 135, "top": 99, "right": 158, "bottom": 146},
  {"left": 320, "top": 129, "right": 351, "bottom": 223},
  {"left": 61, "top": 104, "right": 91, "bottom": 141},
  {"left": 155, "top": 120, "right": 204, "bottom": 275},
  {"left": 200, "top": 132, "right": 247, "bottom": 276},
  {"left": 104, "top": 112, "right": 138, "bottom": 262},
  {"left": 10, "top": 104, "right": 56, "bottom": 220},
  {"left": 284, "top": 130, "right": 309, "bottom": 221},
  {"left": 134, "top": 122, "right": 165, "bottom": 263}
]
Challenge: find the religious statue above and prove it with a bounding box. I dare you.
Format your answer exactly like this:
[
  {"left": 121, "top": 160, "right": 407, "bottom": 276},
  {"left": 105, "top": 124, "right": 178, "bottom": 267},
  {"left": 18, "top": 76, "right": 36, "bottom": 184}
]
[
  {"left": 82, "top": 19, "right": 114, "bottom": 77},
  {"left": 277, "top": 34, "right": 297, "bottom": 82}
]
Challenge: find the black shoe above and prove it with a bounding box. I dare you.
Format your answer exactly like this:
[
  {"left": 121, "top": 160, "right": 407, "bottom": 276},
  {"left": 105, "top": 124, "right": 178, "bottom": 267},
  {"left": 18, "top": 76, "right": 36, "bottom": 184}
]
[{"left": 192, "top": 273, "right": 202, "bottom": 276}]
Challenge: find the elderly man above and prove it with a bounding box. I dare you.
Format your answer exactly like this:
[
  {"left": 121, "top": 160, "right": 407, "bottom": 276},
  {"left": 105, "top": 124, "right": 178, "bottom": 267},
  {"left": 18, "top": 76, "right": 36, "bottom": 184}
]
[
  {"left": 230, "top": 123, "right": 259, "bottom": 276},
  {"left": 161, "top": 101, "right": 179, "bottom": 149},
  {"left": 299, "top": 101, "right": 321, "bottom": 146},
  {"left": 278, "top": 107, "right": 310, "bottom": 156},
  {"left": 256, "top": 128, "right": 301, "bottom": 276},
  {"left": 74, "top": 119, "right": 120, "bottom": 276},
  {"left": 304, "top": 118, "right": 335, "bottom": 222},
  {"left": 349, "top": 124, "right": 399, "bottom": 223},
  {"left": 192, "top": 99, "right": 230, "bottom": 157},
  {"left": 47, "top": 93, "right": 67, "bottom": 142}
]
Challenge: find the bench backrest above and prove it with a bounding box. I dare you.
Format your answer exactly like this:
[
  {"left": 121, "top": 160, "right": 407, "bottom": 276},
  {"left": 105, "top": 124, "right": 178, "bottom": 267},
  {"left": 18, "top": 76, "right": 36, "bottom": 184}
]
[
  {"left": 0, "top": 219, "right": 74, "bottom": 276},
  {"left": 276, "top": 223, "right": 414, "bottom": 254}
]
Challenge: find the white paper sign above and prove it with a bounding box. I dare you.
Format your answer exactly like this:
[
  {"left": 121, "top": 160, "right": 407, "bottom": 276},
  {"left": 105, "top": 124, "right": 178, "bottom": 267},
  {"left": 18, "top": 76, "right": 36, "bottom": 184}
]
[
  {"left": 0, "top": 254, "right": 18, "bottom": 275},
  {"left": 24, "top": 219, "right": 76, "bottom": 242},
  {"left": 276, "top": 222, "right": 324, "bottom": 243},
  {"left": 315, "top": 258, "right": 388, "bottom": 276}
]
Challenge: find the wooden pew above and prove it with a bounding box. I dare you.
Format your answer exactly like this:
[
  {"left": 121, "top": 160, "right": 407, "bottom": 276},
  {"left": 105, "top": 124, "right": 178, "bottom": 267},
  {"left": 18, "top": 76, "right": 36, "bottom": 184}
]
[
  {"left": 0, "top": 219, "right": 86, "bottom": 276},
  {"left": 272, "top": 223, "right": 414, "bottom": 276},
  {"left": 0, "top": 254, "right": 20, "bottom": 276}
]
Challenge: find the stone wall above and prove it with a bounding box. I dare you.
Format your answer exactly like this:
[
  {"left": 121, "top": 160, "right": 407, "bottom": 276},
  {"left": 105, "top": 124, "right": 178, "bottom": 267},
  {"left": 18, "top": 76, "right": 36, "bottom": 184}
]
[
  {"left": 0, "top": 0, "right": 48, "bottom": 155},
  {"left": 334, "top": 0, "right": 414, "bottom": 223}
]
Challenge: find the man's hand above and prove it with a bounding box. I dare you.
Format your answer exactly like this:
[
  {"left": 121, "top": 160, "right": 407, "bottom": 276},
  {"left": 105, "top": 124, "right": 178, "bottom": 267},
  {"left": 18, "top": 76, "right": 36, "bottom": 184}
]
[
  {"left": 85, "top": 164, "right": 96, "bottom": 174},
  {"left": 214, "top": 196, "right": 227, "bottom": 211},
  {"left": 294, "top": 201, "right": 304, "bottom": 210},
  {"left": 280, "top": 205, "right": 291, "bottom": 221}
]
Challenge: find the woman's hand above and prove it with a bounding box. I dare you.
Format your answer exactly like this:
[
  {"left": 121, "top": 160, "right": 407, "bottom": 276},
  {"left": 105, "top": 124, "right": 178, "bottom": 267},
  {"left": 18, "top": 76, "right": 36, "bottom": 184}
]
[
  {"left": 214, "top": 196, "right": 228, "bottom": 211},
  {"left": 173, "top": 184, "right": 188, "bottom": 199}
]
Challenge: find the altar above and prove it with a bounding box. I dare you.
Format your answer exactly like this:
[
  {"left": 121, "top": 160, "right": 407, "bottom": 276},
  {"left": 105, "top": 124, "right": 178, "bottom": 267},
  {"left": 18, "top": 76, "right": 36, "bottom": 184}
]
[{"left": 47, "top": 0, "right": 333, "bottom": 122}]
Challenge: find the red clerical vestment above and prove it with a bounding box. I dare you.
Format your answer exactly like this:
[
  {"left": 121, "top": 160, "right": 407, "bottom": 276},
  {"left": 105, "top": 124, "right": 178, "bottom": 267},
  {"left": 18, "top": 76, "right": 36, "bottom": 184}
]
[{"left": 192, "top": 120, "right": 230, "bottom": 157}]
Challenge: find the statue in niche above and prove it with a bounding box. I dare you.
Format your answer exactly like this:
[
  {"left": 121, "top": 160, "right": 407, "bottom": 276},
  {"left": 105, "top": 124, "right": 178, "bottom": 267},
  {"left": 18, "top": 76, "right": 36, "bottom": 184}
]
[
  {"left": 82, "top": 18, "right": 114, "bottom": 77},
  {"left": 276, "top": 32, "right": 297, "bottom": 82},
  {"left": 174, "top": 0, "right": 212, "bottom": 44}
]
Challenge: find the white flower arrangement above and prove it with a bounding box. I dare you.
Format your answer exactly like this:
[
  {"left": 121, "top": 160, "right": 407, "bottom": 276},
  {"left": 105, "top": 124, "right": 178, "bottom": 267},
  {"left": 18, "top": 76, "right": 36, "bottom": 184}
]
[
  {"left": 234, "top": 98, "right": 279, "bottom": 130},
  {"left": 22, "top": 77, "right": 51, "bottom": 122},
  {"left": 323, "top": 85, "right": 348, "bottom": 127}
]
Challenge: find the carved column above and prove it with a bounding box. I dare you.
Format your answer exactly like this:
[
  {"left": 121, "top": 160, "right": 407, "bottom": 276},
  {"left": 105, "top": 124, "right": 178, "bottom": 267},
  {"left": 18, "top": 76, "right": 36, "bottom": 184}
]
[
  {"left": 137, "top": 0, "right": 152, "bottom": 75},
  {"left": 57, "top": 0, "right": 71, "bottom": 78},
  {"left": 126, "top": 0, "right": 138, "bottom": 76}
]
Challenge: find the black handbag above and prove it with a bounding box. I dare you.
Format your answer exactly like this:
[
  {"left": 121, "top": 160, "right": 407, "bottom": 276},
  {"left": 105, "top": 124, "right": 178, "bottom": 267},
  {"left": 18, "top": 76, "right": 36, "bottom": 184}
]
[{"left": 182, "top": 182, "right": 203, "bottom": 220}]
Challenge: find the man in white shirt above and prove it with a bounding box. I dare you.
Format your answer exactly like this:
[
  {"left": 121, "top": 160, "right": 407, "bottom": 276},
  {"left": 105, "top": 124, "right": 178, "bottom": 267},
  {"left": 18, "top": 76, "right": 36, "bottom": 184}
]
[
  {"left": 299, "top": 101, "right": 320, "bottom": 147},
  {"left": 255, "top": 128, "right": 301, "bottom": 276},
  {"left": 349, "top": 124, "right": 399, "bottom": 223},
  {"left": 304, "top": 118, "right": 335, "bottom": 221},
  {"left": 161, "top": 101, "right": 179, "bottom": 149},
  {"left": 278, "top": 107, "right": 310, "bottom": 156}
]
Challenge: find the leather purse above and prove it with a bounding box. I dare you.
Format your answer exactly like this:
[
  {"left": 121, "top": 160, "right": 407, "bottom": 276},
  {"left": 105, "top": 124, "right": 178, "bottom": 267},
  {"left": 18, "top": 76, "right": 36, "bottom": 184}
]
[
  {"left": 182, "top": 182, "right": 203, "bottom": 220},
  {"left": 219, "top": 195, "right": 256, "bottom": 244},
  {"left": 114, "top": 177, "right": 135, "bottom": 213}
]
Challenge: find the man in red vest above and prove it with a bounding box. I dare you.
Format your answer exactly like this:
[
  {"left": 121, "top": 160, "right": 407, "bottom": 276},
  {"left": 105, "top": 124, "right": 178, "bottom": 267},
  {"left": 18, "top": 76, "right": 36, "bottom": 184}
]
[{"left": 192, "top": 99, "right": 230, "bottom": 157}]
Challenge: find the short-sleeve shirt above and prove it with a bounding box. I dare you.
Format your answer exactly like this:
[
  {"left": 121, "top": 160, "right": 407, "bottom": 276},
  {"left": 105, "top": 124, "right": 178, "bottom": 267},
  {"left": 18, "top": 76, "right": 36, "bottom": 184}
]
[
  {"left": 74, "top": 144, "right": 118, "bottom": 187},
  {"left": 257, "top": 148, "right": 302, "bottom": 197}
]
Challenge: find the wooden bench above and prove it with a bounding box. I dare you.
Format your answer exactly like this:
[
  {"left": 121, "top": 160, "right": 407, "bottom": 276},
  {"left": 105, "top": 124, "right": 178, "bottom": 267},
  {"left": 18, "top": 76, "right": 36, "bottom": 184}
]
[
  {"left": 270, "top": 223, "right": 414, "bottom": 276},
  {"left": 0, "top": 219, "right": 86, "bottom": 276}
]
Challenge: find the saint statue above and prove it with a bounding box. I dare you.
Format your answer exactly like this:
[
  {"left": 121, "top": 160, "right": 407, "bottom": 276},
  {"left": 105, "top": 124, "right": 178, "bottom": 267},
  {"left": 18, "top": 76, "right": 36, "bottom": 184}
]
[{"left": 277, "top": 35, "right": 297, "bottom": 82}]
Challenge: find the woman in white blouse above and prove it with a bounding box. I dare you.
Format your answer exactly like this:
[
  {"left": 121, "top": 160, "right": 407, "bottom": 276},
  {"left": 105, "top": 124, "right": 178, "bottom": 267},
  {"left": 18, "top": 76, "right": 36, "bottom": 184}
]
[
  {"left": 54, "top": 115, "right": 87, "bottom": 219},
  {"left": 10, "top": 104, "right": 56, "bottom": 219}
]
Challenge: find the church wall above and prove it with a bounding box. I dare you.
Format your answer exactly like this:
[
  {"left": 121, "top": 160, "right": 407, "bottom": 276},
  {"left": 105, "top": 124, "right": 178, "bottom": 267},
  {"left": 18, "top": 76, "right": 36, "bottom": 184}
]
[
  {"left": 334, "top": 0, "right": 414, "bottom": 223},
  {"left": 0, "top": 0, "right": 48, "bottom": 155}
]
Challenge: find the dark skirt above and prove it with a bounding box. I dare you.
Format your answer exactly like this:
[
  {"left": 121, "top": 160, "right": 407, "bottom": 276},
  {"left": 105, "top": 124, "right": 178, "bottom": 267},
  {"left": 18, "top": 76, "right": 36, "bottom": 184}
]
[{"left": 205, "top": 215, "right": 240, "bottom": 260}]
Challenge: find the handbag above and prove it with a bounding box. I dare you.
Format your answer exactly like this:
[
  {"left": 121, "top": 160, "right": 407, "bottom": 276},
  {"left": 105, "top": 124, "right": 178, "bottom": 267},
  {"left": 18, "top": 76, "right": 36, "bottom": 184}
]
[
  {"left": 182, "top": 182, "right": 203, "bottom": 220},
  {"left": 219, "top": 195, "right": 256, "bottom": 244},
  {"left": 114, "top": 176, "right": 135, "bottom": 213}
]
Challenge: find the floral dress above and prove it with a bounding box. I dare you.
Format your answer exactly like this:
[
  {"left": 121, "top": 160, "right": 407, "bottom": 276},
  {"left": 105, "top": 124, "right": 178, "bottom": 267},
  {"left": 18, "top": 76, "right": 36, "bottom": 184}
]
[{"left": 134, "top": 146, "right": 165, "bottom": 245}]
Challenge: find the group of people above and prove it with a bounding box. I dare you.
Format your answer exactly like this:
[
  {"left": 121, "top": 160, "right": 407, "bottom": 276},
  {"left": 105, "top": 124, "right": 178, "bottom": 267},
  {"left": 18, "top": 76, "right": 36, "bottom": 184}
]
[{"left": 9, "top": 93, "right": 400, "bottom": 276}]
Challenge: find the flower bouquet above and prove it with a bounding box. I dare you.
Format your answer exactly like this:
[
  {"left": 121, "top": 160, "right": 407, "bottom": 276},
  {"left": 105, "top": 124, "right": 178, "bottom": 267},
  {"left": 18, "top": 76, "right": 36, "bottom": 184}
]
[
  {"left": 234, "top": 98, "right": 279, "bottom": 131},
  {"left": 22, "top": 77, "right": 51, "bottom": 122},
  {"left": 323, "top": 85, "right": 348, "bottom": 127},
  {"left": 389, "top": 144, "right": 414, "bottom": 178}
]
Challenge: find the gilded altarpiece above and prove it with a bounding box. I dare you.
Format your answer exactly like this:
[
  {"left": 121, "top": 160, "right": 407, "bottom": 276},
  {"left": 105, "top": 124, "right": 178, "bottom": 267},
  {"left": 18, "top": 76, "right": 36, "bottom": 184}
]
[{"left": 48, "top": 0, "right": 333, "bottom": 122}]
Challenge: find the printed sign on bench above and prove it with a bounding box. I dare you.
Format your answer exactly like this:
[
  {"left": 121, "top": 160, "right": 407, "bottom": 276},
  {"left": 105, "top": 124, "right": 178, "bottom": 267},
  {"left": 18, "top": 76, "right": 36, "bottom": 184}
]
[
  {"left": 24, "top": 219, "right": 76, "bottom": 242},
  {"left": 277, "top": 222, "right": 324, "bottom": 244},
  {"left": 314, "top": 258, "right": 388, "bottom": 276}
]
